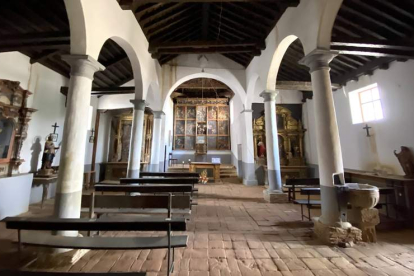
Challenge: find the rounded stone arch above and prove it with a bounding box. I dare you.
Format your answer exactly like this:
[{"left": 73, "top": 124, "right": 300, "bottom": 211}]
[
  {"left": 145, "top": 82, "right": 162, "bottom": 111},
  {"left": 162, "top": 72, "right": 246, "bottom": 112},
  {"left": 266, "top": 35, "right": 299, "bottom": 91},
  {"left": 245, "top": 73, "right": 265, "bottom": 109}
]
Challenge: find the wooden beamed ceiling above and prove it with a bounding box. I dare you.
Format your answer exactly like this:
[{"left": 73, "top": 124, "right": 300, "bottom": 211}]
[
  {"left": 171, "top": 78, "right": 235, "bottom": 99},
  {"left": 277, "top": 0, "right": 414, "bottom": 86},
  {"left": 123, "top": 0, "right": 299, "bottom": 67},
  {"left": 0, "top": 0, "right": 132, "bottom": 88},
  {"left": 1, "top": 0, "right": 414, "bottom": 91}
]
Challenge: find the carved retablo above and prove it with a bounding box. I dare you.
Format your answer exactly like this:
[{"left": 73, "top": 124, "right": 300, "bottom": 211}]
[{"left": 0, "top": 79, "right": 37, "bottom": 176}]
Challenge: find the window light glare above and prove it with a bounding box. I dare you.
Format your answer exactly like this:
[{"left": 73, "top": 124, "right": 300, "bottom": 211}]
[{"left": 349, "top": 83, "right": 383, "bottom": 124}]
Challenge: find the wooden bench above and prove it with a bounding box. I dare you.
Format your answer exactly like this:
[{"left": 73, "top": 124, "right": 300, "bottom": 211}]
[
  {"left": 284, "top": 178, "right": 320, "bottom": 201},
  {"left": 3, "top": 214, "right": 187, "bottom": 275},
  {"left": 140, "top": 172, "right": 199, "bottom": 178},
  {"left": 0, "top": 271, "right": 146, "bottom": 276},
  {"left": 293, "top": 187, "right": 321, "bottom": 221},
  {"left": 82, "top": 191, "right": 191, "bottom": 219},
  {"left": 120, "top": 177, "right": 199, "bottom": 193}
]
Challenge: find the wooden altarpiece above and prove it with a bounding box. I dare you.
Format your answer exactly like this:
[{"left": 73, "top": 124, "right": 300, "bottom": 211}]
[
  {"left": 253, "top": 106, "right": 307, "bottom": 179},
  {"left": 0, "top": 79, "right": 37, "bottom": 176},
  {"left": 173, "top": 98, "right": 230, "bottom": 155}
]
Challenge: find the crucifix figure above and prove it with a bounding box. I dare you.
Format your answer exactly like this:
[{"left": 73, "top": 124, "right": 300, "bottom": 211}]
[
  {"left": 363, "top": 124, "right": 372, "bottom": 137},
  {"left": 51, "top": 122, "right": 59, "bottom": 134}
]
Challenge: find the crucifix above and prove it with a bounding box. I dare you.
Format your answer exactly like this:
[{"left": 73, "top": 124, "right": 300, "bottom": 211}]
[
  {"left": 89, "top": 128, "right": 95, "bottom": 143},
  {"left": 51, "top": 122, "right": 59, "bottom": 134},
  {"left": 363, "top": 124, "right": 372, "bottom": 137}
]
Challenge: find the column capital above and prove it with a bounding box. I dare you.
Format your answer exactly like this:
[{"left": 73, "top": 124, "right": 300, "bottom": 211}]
[
  {"left": 62, "top": 55, "right": 105, "bottom": 80},
  {"left": 260, "top": 90, "right": 278, "bottom": 102},
  {"left": 130, "top": 99, "right": 146, "bottom": 111},
  {"left": 299, "top": 49, "right": 339, "bottom": 73},
  {"left": 152, "top": 111, "right": 165, "bottom": 119}
]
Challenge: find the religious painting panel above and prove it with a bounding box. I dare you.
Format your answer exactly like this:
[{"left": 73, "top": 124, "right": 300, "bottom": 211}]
[
  {"left": 196, "top": 106, "right": 207, "bottom": 121},
  {"left": 186, "top": 106, "right": 196, "bottom": 119},
  {"left": 218, "top": 106, "right": 229, "bottom": 120},
  {"left": 0, "top": 118, "right": 14, "bottom": 159},
  {"left": 186, "top": 121, "right": 196, "bottom": 135},
  {"left": 218, "top": 121, "right": 228, "bottom": 135},
  {"left": 207, "top": 121, "right": 217, "bottom": 135},
  {"left": 185, "top": 136, "right": 195, "bottom": 150},
  {"left": 208, "top": 106, "right": 218, "bottom": 120},
  {"left": 176, "top": 106, "right": 185, "bottom": 119},
  {"left": 175, "top": 120, "right": 185, "bottom": 135},
  {"left": 197, "top": 123, "right": 206, "bottom": 135},
  {"left": 208, "top": 137, "right": 217, "bottom": 150},
  {"left": 175, "top": 137, "right": 185, "bottom": 149},
  {"left": 217, "top": 136, "right": 229, "bottom": 150}
]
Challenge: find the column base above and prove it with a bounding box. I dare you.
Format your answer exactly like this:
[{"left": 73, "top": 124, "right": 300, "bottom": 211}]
[
  {"left": 313, "top": 217, "right": 362, "bottom": 246},
  {"left": 263, "top": 190, "right": 288, "bottom": 203}
]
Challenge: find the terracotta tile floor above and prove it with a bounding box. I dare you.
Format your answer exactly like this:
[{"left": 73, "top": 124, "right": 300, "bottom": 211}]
[{"left": 1, "top": 181, "right": 414, "bottom": 275}]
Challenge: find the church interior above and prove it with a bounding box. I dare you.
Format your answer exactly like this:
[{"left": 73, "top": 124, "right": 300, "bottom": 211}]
[{"left": 1, "top": 0, "right": 414, "bottom": 275}]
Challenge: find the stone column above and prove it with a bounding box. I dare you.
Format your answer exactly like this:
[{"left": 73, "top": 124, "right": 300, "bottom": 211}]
[
  {"left": 260, "top": 90, "right": 287, "bottom": 203},
  {"left": 241, "top": 109, "right": 258, "bottom": 186},
  {"left": 149, "top": 111, "right": 164, "bottom": 172},
  {"left": 54, "top": 55, "right": 104, "bottom": 219},
  {"left": 127, "top": 99, "right": 146, "bottom": 178},
  {"left": 300, "top": 49, "right": 358, "bottom": 243}
]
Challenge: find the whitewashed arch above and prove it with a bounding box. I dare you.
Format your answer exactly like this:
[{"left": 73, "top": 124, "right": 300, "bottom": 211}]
[
  {"left": 162, "top": 72, "right": 246, "bottom": 112},
  {"left": 64, "top": 0, "right": 160, "bottom": 100}
]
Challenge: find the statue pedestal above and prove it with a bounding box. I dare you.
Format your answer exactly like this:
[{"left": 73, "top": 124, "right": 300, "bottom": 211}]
[{"left": 36, "top": 169, "right": 55, "bottom": 177}]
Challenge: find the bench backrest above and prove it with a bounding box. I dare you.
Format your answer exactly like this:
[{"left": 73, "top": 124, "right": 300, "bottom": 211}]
[
  {"left": 120, "top": 177, "right": 198, "bottom": 185},
  {"left": 285, "top": 178, "right": 320, "bottom": 186},
  {"left": 3, "top": 216, "right": 186, "bottom": 231},
  {"left": 94, "top": 184, "right": 193, "bottom": 193},
  {"left": 81, "top": 194, "right": 191, "bottom": 210},
  {"left": 140, "top": 172, "right": 199, "bottom": 178}
]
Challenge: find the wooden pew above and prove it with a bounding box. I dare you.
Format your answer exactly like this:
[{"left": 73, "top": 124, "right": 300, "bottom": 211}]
[
  {"left": 120, "top": 177, "right": 199, "bottom": 193},
  {"left": 82, "top": 192, "right": 192, "bottom": 218},
  {"left": 0, "top": 270, "right": 145, "bottom": 276},
  {"left": 284, "top": 178, "right": 320, "bottom": 201},
  {"left": 3, "top": 203, "right": 187, "bottom": 276},
  {"left": 140, "top": 172, "right": 199, "bottom": 178},
  {"left": 293, "top": 188, "right": 321, "bottom": 221}
]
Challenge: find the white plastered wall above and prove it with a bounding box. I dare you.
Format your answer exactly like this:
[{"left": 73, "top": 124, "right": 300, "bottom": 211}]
[{"left": 305, "top": 60, "right": 414, "bottom": 175}]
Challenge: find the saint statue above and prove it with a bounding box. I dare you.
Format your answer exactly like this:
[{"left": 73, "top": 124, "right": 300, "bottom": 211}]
[
  {"left": 41, "top": 135, "right": 60, "bottom": 170},
  {"left": 257, "top": 140, "right": 266, "bottom": 158}
]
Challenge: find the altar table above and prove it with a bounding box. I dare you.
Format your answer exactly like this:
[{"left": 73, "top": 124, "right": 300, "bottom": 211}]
[{"left": 189, "top": 162, "right": 220, "bottom": 181}]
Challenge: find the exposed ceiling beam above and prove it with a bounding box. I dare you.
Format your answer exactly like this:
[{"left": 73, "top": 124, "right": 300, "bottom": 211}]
[
  {"left": 152, "top": 46, "right": 261, "bottom": 58},
  {"left": 331, "top": 57, "right": 394, "bottom": 85},
  {"left": 0, "top": 32, "right": 70, "bottom": 53},
  {"left": 121, "top": 0, "right": 298, "bottom": 7},
  {"left": 149, "top": 40, "right": 264, "bottom": 53},
  {"left": 61, "top": 86, "right": 135, "bottom": 96},
  {"left": 276, "top": 81, "right": 342, "bottom": 91},
  {"left": 202, "top": 3, "right": 210, "bottom": 40},
  {"left": 331, "top": 37, "right": 414, "bottom": 51}
]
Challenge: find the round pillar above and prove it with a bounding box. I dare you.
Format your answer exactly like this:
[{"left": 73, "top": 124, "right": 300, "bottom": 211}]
[
  {"left": 260, "top": 90, "right": 287, "bottom": 202},
  {"left": 54, "top": 55, "right": 104, "bottom": 219},
  {"left": 300, "top": 49, "right": 350, "bottom": 228},
  {"left": 127, "top": 99, "right": 146, "bottom": 178},
  {"left": 150, "top": 111, "right": 164, "bottom": 172}
]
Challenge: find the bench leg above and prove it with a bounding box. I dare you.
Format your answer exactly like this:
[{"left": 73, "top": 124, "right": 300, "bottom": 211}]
[
  {"left": 300, "top": 205, "right": 304, "bottom": 221},
  {"left": 308, "top": 205, "right": 311, "bottom": 221}
]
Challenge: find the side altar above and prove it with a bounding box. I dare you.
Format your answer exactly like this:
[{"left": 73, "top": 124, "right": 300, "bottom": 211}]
[{"left": 253, "top": 105, "right": 308, "bottom": 181}]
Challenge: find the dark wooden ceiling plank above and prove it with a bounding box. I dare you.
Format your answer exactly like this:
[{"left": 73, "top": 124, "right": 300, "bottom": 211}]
[
  {"left": 0, "top": 31, "right": 70, "bottom": 45},
  {"left": 11, "top": 2, "right": 60, "bottom": 32},
  {"left": 215, "top": 3, "right": 269, "bottom": 31},
  {"left": 226, "top": 2, "right": 273, "bottom": 26},
  {"left": 371, "top": 0, "right": 414, "bottom": 22},
  {"left": 150, "top": 41, "right": 260, "bottom": 53},
  {"left": 348, "top": 0, "right": 413, "bottom": 33},
  {"left": 210, "top": 17, "right": 257, "bottom": 41},
  {"left": 209, "top": 25, "right": 246, "bottom": 41},
  {"left": 333, "top": 54, "right": 365, "bottom": 67},
  {"left": 330, "top": 56, "right": 358, "bottom": 71},
  {"left": 146, "top": 4, "right": 198, "bottom": 36},
  {"left": 340, "top": 5, "right": 407, "bottom": 39},
  {"left": 30, "top": 49, "right": 63, "bottom": 65},
  {"left": 335, "top": 48, "right": 414, "bottom": 59},
  {"left": 335, "top": 16, "right": 385, "bottom": 39},
  {"left": 135, "top": 3, "right": 164, "bottom": 19},
  {"left": 209, "top": 7, "right": 264, "bottom": 39},
  {"left": 149, "top": 15, "right": 200, "bottom": 41},
  {"left": 140, "top": 3, "right": 184, "bottom": 27},
  {"left": 159, "top": 54, "right": 179, "bottom": 65},
  {"left": 331, "top": 57, "right": 394, "bottom": 85},
  {"left": 202, "top": 3, "right": 210, "bottom": 40}
]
